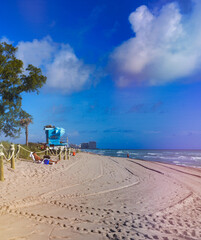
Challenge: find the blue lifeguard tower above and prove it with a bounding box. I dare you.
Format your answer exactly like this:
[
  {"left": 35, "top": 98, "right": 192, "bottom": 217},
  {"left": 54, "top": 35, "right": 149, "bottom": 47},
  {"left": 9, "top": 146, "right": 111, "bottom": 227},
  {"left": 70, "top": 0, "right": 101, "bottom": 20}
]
[{"left": 44, "top": 126, "right": 67, "bottom": 147}]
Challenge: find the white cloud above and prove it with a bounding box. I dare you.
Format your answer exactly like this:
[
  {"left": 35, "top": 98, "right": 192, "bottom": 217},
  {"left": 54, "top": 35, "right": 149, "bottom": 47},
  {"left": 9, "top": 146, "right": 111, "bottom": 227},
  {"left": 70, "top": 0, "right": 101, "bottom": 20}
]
[
  {"left": 0, "top": 36, "right": 13, "bottom": 44},
  {"left": 46, "top": 45, "right": 92, "bottom": 93},
  {"left": 110, "top": 0, "right": 201, "bottom": 86},
  {"left": 16, "top": 37, "right": 93, "bottom": 94},
  {"left": 16, "top": 36, "right": 56, "bottom": 68}
]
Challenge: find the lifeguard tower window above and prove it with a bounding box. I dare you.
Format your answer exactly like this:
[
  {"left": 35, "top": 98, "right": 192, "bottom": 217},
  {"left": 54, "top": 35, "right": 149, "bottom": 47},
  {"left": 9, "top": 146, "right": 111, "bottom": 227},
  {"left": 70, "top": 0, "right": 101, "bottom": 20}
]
[{"left": 45, "top": 127, "right": 66, "bottom": 146}]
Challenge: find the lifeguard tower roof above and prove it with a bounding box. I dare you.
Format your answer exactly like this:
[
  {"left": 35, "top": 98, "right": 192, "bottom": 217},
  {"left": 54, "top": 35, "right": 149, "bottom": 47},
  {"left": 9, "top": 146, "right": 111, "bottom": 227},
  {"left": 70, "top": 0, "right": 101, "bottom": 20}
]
[{"left": 44, "top": 126, "right": 66, "bottom": 147}]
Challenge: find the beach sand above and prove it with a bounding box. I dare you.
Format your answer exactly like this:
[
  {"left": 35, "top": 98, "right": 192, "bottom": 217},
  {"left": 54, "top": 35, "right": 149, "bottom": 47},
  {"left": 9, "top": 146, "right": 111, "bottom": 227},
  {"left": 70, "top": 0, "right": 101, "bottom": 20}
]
[{"left": 0, "top": 152, "right": 201, "bottom": 240}]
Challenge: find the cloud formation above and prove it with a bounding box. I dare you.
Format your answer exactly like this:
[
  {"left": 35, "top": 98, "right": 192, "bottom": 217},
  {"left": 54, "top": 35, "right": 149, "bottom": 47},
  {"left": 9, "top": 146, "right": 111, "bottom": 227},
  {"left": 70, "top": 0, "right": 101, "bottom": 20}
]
[
  {"left": 110, "top": 0, "right": 201, "bottom": 86},
  {"left": 0, "top": 36, "right": 13, "bottom": 44},
  {"left": 46, "top": 45, "right": 92, "bottom": 93},
  {"left": 17, "top": 37, "right": 56, "bottom": 68},
  {"left": 16, "top": 37, "right": 93, "bottom": 94}
]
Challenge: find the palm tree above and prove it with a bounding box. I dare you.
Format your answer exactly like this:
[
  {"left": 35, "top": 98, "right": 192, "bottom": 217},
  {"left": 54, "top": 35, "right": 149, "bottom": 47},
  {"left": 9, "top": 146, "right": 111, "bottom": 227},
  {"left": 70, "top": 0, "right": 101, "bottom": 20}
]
[{"left": 19, "top": 117, "right": 33, "bottom": 146}]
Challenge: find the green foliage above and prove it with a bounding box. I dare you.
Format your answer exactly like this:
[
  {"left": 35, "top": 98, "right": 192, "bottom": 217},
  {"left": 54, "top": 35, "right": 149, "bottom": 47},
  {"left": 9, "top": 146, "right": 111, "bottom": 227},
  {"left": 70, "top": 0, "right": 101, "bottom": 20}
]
[
  {"left": 0, "top": 141, "right": 45, "bottom": 161},
  {"left": 0, "top": 42, "right": 47, "bottom": 137},
  {"left": 1, "top": 141, "right": 10, "bottom": 149},
  {"left": 19, "top": 116, "right": 33, "bottom": 127},
  {"left": 19, "top": 142, "right": 44, "bottom": 160}
]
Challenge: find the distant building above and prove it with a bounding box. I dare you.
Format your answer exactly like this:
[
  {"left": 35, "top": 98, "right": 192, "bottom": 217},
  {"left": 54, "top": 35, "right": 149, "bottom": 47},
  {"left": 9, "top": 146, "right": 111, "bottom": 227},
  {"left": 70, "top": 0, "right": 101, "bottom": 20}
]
[
  {"left": 81, "top": 143, "right": 89, "bottom": 149},
  {"left": 88, "top": 141, "right": 96, "bottom": 149},
  {"left": 81, "top": 141, "right": 96, "bottom": 149},
  {"left": 69, "top": 144, "right": 81, "bottom": 149}
]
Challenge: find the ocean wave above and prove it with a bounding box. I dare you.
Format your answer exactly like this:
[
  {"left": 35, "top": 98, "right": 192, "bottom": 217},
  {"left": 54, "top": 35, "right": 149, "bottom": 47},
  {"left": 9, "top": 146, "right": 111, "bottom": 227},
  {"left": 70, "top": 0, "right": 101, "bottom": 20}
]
[
  {"left": 191, "top": 157, "right": 201, "bottom": 161},
  {"left": 173, "top": 161, "right": 180, "bottom": 164},
  {"left": 129, "top": 153, "right": 138, "bottom": 155},
  {"left": 158, "top": 156, "right": 187, "bottom": 160},
  {"left": 147, "top": 153, "right": 157, "bottom": 156},
  {"left": 158, "top": 156, "right": 171, "bottom": 159},
  {"left": 117, "top": 151, "right": 124, "bottom": 154},
  {"left": 180, "top": 163, "right": 188, "bottom": 167},
  {"left": 144, "top": 155, "right": 157, "bottom": 159}
]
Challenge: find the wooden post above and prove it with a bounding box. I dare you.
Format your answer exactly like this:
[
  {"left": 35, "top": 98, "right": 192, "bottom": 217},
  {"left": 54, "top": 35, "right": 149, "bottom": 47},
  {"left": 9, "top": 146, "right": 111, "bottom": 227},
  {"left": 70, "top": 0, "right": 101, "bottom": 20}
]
[
  {"left": 16, "top": 144, "right": 20, "bottom": 159},
  {"left": 8, "top": 145, "right": 11, "bottom": 160},
  {"left": 63, "top": 147, "right": 66, "bottom": 160},
  {"left": 67, "top": 148, "right": 70, "bottom": 160},
  {"left": 45, "top": 147, "right": 49, "bottom": 156},
  {"left": 0, "top": 143, "right": 4, "bottom": 181},
  {"left": 67, "top": 137, "right": 69, "bottom": 160},
  {"left": 59, "top": 147, "right": 61, "bottom": 160},
  {"left": 11, "top": 143, "right": 15, "bottom": 169}
]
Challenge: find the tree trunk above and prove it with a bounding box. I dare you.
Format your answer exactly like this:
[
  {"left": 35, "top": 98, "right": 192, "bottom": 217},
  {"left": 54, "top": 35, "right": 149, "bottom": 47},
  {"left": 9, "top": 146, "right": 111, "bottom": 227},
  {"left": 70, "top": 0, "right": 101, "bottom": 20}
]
[{"left": 25, "top": 125, "right": 28, "bottom": 146}]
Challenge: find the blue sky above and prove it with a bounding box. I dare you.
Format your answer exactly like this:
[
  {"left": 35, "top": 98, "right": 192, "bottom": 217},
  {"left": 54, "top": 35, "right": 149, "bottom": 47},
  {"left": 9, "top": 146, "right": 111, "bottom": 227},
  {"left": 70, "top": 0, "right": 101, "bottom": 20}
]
[{"left": 1, "top": 0, "right": 201, "bottom": 149}]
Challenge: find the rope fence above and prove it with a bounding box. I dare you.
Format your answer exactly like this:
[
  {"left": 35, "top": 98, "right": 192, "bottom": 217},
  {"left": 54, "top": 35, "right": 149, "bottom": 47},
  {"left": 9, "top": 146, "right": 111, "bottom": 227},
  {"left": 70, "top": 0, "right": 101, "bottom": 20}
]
[{"left": 0, "top": 143, "right": 78, "bottom": 181}]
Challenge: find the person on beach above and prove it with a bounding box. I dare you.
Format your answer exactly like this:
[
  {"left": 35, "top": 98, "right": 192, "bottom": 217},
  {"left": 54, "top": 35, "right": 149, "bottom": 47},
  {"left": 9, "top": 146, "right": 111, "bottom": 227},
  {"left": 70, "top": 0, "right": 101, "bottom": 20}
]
[{"left": 30, "top": 152, "right": 60, "bottom": 165}]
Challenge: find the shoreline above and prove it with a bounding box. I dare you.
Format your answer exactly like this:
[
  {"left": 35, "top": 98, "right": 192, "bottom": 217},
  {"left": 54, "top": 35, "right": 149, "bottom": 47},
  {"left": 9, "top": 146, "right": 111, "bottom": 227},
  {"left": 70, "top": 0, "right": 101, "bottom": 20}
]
[
  {"left": 85, "top": 149, "right": 201, "bottom": 171},
  {"left": 0, "top": 152, "right": 201, "bottom": 239},
  {"left": 82, "top": 149, "right": 201, "bottom": 169}
]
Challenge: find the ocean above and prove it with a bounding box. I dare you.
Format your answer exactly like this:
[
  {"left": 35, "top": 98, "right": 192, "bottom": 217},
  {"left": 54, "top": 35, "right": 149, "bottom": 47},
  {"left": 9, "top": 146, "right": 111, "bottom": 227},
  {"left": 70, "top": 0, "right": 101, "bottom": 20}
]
[{"left": 82, "top": 149, "right": 201, "bottom": 168}]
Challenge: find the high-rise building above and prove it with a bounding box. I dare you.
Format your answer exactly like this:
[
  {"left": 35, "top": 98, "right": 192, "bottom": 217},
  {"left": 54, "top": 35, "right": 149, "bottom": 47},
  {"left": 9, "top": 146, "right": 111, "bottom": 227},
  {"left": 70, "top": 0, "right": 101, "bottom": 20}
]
[
  {"left": 88, "top": 141, "right": 96, "bottom": 149},
  {"left": 81, "top": 141, "right": 97, "bottom": 149},
  {"left": 81, "top": 143, "right": 89, "bottom": 149}
]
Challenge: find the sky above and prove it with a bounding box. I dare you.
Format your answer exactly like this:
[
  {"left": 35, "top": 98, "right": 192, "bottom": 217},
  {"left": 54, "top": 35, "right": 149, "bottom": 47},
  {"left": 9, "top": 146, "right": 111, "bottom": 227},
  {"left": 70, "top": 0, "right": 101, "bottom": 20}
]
[{"left": 1, "top": 0, "right": 201, "bottom": 149}]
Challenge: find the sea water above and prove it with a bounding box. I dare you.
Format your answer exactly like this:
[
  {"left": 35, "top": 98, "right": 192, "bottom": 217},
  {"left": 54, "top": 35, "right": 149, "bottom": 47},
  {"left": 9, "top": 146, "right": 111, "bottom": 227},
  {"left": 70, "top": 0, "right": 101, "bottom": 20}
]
[{"left": 82, "top": 149, "right": 201, "bottom": 168}]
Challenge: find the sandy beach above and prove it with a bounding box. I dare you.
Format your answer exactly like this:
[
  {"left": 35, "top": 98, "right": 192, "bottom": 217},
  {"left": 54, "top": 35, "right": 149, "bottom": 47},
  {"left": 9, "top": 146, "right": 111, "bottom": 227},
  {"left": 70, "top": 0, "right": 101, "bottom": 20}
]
[{"left": 0, "top": 152, "right": 201, "bottom": 240}]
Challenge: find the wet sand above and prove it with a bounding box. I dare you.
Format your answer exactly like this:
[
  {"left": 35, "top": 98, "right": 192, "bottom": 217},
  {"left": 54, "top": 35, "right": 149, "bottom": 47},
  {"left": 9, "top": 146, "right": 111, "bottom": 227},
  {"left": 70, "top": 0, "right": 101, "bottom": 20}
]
[{"left": 0, "top": 152, "right": 201, "bottom": 240}]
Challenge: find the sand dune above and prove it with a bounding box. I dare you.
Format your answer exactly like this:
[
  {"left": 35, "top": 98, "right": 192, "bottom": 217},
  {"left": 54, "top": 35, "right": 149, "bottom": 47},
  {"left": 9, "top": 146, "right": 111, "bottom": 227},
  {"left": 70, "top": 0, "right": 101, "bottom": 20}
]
[{"left": 0, "top": 152, "right": 201, "bottom": 240}]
